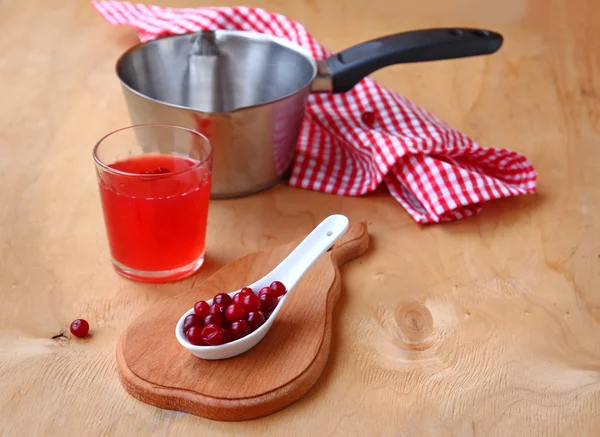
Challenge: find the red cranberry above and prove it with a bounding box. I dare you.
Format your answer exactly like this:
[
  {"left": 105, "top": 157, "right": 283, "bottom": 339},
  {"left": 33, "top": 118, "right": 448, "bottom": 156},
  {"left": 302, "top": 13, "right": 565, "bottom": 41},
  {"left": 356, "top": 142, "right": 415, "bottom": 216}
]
[
  {"left": 269, "top": 281, "right": 287, "bottom": 297},
  {"left": 361, "top": 111, "right": 376, "bottom": 128},
  {"left": 233, "top": 288, "right": 253, "bottom": 305},
  {"left": 222, "top": 328, "right": 232, "bottom": 344},
  {"left": 186, "top": 326, "right": 204, "bottom": 345},
  {"left": 225, "top": 304, "right": 246, "bottom": 323},
  {"left": 69, "top": 319, "right": 89, "bottom": 338},
  {"left": 183, "top": 314, "right": 204, "bottom": 332},
  {"left": 154, "top": 166, "right": 170, "bottom": 174},
  {"left": 213, "top": 293, "right": 232, "bottom": 307},
  {"left": 242, "top": 293, "right": 261, "bottom": 312},
  {"left": 194, "top": 300, "right": 210, "bottom": 317},
  {"left": 201, "top": 324, "right": 224, "bottom": 346},
  {"left": 209, "top": 303, "right": 225, "bottom": 315},
  {"left": 232, "top": 293, "right": 244, "bottom": 305},
  {"left": 229, "top": 320, "right": 250, "bottom": 340},
  {"left": 264, "top": 312, "right": 272, "bottom": 320},
  {"left": 258, "top": 287, "right": 272, "bottom": 297},
  {"left": 247, "top": 311, "right": 265, "bottom": 330},
  {"left": 204, "top": 313, "right": 224, "bottom": 327},
  {"left": 259, "top": 293, "right": 277, "bottom": 313}
]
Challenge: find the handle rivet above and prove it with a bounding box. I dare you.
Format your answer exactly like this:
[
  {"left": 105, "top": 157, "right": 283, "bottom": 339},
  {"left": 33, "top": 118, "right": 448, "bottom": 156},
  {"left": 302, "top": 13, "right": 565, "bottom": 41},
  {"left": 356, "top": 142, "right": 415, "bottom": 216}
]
[{"left": 326, "top": 231, "right": 333, "bottom": 237}]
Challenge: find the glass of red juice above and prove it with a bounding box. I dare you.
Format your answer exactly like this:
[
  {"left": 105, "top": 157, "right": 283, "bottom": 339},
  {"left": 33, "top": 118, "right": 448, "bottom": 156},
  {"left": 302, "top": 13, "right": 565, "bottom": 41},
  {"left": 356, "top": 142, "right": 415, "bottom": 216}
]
[{"left": 93, "top": 124, "right": 212, "bottom": 282}]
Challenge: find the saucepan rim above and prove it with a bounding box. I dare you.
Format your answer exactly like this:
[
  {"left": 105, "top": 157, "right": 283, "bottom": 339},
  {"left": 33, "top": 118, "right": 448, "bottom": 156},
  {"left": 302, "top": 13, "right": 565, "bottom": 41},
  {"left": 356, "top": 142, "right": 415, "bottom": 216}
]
[{"left": 115, "top": 30, "right": 318, "bottom": 114}]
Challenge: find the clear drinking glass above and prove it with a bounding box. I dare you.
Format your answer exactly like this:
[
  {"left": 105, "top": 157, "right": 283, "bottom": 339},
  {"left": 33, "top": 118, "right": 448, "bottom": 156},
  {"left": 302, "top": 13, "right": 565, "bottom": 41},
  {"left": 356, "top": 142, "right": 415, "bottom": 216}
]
[{"left": 93, "top": 124, "right": 212, "bottom": 282}]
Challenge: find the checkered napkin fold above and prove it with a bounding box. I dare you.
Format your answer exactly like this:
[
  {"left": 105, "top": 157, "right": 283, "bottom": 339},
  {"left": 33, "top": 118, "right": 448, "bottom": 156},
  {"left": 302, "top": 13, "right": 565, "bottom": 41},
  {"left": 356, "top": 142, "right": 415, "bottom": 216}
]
[{"left": 92, "top": 1, "right": 537, "bottom": 223}]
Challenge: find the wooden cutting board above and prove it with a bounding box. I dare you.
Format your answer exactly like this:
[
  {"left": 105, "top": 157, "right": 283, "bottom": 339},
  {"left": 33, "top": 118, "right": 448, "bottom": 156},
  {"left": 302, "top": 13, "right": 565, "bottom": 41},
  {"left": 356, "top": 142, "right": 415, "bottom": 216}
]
[{"left": 116, "top": 221, "right": 369, "bottom": 421}]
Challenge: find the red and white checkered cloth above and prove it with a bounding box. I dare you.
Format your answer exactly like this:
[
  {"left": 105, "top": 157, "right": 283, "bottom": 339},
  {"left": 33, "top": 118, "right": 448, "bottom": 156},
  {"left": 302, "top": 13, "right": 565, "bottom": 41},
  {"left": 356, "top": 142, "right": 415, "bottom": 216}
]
[{"left": 92, "top": 1, "right": 537, "bottom": 223}]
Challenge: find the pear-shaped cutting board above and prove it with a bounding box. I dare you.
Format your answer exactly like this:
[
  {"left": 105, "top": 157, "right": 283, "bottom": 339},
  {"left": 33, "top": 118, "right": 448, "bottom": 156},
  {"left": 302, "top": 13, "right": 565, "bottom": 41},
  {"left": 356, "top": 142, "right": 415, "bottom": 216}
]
[{"left": 116, "top": 221, "right": 369, "bottom": 421}]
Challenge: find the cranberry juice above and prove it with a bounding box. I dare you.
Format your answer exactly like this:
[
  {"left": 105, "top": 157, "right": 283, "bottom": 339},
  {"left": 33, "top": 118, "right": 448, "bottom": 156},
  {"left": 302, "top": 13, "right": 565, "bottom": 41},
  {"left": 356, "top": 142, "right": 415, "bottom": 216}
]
[{"left": 97, "top": 154, "right": 211, "bottom": 276}]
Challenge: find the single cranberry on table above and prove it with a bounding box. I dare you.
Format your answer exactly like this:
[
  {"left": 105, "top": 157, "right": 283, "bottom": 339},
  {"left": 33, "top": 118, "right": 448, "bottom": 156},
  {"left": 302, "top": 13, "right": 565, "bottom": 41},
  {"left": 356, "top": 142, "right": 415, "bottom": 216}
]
[
  {"left": 213, "top": 292, "right": 232, "bottom": 307},
  {"left": 70, "top": 319, "right": 89, "bottom": 338},
  {"left": 242, "top": 293, "right": 261, "bottom": 312},
  {"left": 229, "top": 320, "right": 251, "bottom": 340},
  {"left": 194, "top": 300, "right": 210, "bottom": 317},
  {"left": 225, "top": 304, "right": 246, "bottom": 323},
  {"left": 259, "top": 293, "right": 277, "bottom": 313},
  {"left": 247, "top": 311, "right": 266, "bottom": 330},
  {"left": 201, "top": 324, "right": 225, "bottom": 346},
  {"left": 204, "top": 312, "right": 225, "bottom": 328},
  {"left": 269, "top": 281, "right": 287, "bottom": 297},
  {"left": 186, "top": 326, "right": 204, "bottom": 345},
  {"left": 183, "top": 313, "right": 204, "bottom": 332}
]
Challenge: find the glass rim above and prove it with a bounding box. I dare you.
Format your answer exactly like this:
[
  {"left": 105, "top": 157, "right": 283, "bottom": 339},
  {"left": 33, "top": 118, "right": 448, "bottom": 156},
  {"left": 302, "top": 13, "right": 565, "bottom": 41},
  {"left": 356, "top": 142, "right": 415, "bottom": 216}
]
[{"left": 93, "top": 124, "right": 213, "bottom": 178}]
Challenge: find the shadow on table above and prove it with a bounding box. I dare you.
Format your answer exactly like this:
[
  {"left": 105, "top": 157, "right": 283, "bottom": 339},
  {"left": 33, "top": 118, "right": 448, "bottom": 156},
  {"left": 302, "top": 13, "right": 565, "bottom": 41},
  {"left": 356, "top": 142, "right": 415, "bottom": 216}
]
[{"left": 437, "top": 189, "right": 544, "bottom": 232}]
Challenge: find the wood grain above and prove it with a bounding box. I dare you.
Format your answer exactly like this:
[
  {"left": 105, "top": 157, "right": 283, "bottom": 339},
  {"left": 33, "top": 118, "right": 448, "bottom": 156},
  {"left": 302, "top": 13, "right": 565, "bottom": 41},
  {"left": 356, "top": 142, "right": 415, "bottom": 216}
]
[
  {"left": 117, "top": 222, "right": 369, "bottom": 421},
  {"left": 1, "top": 0, "right": 600, "bottom": 435}
]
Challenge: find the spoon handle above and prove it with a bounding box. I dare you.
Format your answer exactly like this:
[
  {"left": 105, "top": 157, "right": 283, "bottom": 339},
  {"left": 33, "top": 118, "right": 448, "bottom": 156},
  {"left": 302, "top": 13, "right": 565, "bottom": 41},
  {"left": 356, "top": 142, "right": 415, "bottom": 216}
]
[{"left": 266, "top": 215, "right": 349, "bottom": 291}]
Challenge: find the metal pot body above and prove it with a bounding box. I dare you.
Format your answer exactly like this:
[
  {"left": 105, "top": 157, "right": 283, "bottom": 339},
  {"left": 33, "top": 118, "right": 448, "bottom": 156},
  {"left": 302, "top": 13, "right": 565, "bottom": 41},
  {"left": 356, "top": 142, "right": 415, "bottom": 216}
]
[
  {"left": 117, "top": 31, "right": 317, "bottom": 198},
  {"left": 120, "top": 82, "right": 310, "bottom": 198}
]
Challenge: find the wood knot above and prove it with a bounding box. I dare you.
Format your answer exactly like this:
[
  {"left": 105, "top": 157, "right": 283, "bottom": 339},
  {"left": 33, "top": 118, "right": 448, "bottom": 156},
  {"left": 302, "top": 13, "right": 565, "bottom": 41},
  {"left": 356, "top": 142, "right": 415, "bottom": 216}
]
[{"left": 393, "top": 303, "right": 434, "bottom": 351}]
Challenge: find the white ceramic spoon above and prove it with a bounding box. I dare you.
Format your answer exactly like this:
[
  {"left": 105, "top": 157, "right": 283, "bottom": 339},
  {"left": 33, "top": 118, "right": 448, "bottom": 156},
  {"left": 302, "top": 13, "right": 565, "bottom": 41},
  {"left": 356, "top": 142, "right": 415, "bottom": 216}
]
[{"left": 175, "top": 214, "right": 349, "bottom": 360}]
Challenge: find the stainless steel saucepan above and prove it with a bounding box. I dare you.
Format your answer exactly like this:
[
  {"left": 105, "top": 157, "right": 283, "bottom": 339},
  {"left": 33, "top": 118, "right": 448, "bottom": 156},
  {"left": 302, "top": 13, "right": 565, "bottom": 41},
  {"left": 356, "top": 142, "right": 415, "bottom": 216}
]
[{"left": 116, "top": 28, "right": 502, "bottom": 198}]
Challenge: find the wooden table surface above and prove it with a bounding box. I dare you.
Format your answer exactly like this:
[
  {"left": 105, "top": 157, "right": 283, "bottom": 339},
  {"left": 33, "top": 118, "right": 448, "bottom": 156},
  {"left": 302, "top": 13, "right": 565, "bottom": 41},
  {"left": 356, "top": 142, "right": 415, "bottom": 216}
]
[{"left": 1, "top": 0, "right": 599, "bottom": 435}]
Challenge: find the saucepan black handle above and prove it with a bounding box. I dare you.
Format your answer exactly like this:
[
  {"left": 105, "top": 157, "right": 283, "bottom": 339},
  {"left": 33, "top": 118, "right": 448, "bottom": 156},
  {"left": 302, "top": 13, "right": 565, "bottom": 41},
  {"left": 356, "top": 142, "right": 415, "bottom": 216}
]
[{"left": 325, "top": 28, "right": 503, "bottom": 93}]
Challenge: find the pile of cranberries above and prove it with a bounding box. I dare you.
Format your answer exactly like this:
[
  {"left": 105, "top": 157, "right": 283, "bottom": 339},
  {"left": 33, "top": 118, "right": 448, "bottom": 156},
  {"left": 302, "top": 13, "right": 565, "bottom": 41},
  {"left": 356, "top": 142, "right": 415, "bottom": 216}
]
[{"left": 183, "top": 281, "right": 287, "bottom": 346}]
